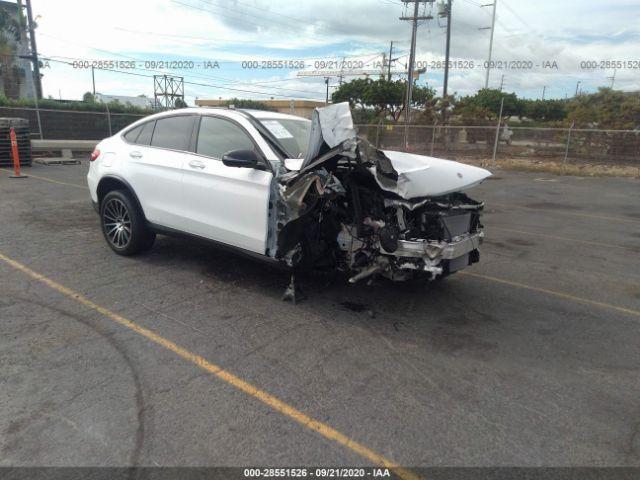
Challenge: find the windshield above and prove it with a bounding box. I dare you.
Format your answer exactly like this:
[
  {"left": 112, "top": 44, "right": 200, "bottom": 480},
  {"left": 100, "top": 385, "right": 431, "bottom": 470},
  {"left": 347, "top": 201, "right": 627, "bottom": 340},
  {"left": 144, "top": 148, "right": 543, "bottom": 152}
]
[{"left": 258, "top": 118, "right": 311, "bottom": 159}]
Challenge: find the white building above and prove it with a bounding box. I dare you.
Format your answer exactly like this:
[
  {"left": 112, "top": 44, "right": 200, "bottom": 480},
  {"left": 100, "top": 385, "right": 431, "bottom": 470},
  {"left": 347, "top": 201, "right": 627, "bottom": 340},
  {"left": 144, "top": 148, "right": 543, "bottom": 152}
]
[{"left": 94, "top": 93, "right": 155, "bottom": 109}]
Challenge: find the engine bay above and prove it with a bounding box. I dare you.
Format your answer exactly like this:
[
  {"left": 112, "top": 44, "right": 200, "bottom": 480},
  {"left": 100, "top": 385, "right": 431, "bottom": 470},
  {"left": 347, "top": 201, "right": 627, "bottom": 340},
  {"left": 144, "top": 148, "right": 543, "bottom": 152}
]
[{"left": 274, "top": 140, "right": 485, "bottom": 284}]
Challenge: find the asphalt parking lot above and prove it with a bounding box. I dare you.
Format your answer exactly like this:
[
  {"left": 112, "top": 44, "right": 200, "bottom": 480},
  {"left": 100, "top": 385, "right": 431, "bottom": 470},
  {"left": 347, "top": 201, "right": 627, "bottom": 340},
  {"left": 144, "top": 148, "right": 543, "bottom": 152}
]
[{"left": 0, "top": 162, "right": 639, "bottom": 473}]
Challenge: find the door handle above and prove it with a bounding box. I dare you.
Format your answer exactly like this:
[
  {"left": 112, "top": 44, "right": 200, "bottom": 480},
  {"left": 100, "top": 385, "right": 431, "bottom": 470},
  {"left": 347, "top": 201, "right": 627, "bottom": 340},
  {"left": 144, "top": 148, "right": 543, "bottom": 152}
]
[
  {"left": 189, "top": 160, "right": 205, "bottom": 169},
  {"left": 129, "top": 151, "right": 143, "bottom": 159}
]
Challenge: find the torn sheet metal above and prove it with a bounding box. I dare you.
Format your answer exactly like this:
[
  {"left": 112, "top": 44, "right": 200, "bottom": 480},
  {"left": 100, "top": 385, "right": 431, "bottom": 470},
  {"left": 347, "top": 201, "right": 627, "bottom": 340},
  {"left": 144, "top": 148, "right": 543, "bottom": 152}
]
[
  {"left": 269, "top": 102, "right": 489, "bottom": 285},
  {"left": 303, "top": 102, "right": 356, "bottom": 167}
]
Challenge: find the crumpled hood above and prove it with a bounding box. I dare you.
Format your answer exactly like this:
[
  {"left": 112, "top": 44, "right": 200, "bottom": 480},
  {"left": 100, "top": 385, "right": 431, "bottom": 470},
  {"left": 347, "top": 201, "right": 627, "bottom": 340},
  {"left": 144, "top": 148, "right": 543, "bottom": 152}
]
[
  {"left": 297, "top": 102, "right": 491, "bottom": 200},
  {"left": 379, "top": 150, "right": 492, "bottom": 199}
]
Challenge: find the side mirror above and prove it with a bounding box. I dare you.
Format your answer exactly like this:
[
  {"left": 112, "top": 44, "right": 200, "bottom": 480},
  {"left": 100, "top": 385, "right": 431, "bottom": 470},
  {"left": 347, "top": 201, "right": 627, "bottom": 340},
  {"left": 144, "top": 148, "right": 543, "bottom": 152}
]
[{"left": 222, "top": 149, "right": 260, "bottom": 168}]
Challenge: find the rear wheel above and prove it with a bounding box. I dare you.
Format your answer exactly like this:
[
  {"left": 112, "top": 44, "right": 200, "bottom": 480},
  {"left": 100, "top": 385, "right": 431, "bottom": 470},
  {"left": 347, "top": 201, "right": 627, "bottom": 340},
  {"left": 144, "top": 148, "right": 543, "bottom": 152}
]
[{"left": 100, "top": 190, "right": 155, "bottom": 256}]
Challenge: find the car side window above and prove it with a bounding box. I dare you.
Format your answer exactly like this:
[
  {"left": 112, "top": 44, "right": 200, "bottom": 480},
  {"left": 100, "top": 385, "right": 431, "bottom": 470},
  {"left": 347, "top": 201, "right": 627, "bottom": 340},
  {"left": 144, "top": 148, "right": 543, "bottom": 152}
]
[
  {"left": 136, "top": 121, "right": 155, "bottom": 146},
  {"left": 151, "top": 116, "right": 194, "bottom": 151},
  {"left": 123, "top": 124, "right": 143, "bottom": 143},
  {"left": 196, "top": 116, "right": 256, "bottom": 159}
]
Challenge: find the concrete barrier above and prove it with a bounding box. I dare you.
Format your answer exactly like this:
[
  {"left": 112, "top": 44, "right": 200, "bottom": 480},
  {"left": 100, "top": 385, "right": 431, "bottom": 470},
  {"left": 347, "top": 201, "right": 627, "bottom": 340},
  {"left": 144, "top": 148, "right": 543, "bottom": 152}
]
[{"left": 31, "top": 140, "right": 99, "bottom": 152}]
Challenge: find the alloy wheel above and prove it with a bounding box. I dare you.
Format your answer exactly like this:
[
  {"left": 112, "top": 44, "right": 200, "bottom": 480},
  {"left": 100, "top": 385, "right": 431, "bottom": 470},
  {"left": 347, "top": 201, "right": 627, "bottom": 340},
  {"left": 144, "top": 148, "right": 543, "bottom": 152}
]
[{"left": 103, "top": 198, "right": 132, "bottom": 249}]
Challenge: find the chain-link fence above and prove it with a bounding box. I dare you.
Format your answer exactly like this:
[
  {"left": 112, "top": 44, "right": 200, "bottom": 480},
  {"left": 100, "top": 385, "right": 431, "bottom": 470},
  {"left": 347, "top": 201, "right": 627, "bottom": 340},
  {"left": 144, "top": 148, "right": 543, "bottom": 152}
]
[
  {"left": 357, "top": 124, "right": 640, "bottom": 166},
  {"left": 0, "top": 105, "right": 638, "bottom": 166},
  {"left": 0, "top": 106, "right": 147, "bottom": 140}
]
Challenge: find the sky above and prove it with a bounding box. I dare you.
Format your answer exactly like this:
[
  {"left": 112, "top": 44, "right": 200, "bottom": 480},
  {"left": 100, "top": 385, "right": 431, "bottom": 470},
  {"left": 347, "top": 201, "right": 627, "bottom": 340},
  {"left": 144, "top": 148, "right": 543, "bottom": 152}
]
[{"left": 31, "top": 0, "right": 640, "bottom": 103}]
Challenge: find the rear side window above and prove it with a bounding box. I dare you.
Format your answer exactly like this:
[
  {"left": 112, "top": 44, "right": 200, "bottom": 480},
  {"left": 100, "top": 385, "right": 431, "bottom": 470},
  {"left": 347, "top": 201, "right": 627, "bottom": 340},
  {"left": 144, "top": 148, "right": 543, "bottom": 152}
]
[
  {"left": 124, "top": 124, "right": 143, "bottom": 143},
  {"left": 196, "top": 116, "right": 256, "bottom": 159},
  {"left": 151, "top": 116, "right": 194, "bottom": 151},
  {"left": 123, "top": 121, "right": 155, "bottom": 145},
  {"left": 136, "top": 121, "right": 155, "bottom": 145}
]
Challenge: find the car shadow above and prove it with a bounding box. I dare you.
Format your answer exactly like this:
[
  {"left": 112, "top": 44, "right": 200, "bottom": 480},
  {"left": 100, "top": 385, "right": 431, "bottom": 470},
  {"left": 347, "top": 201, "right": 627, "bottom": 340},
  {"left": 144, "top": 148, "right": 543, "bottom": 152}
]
[{"left": 134, "top": 234, "right": 501, "bottom": 353}]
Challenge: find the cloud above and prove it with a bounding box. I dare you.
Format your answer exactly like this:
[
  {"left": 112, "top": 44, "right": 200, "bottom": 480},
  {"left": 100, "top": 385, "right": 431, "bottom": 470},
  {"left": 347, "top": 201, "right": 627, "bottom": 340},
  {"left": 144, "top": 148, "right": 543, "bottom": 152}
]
[{"left": 32, "top": 0, "right": 638, "bottom": 101}]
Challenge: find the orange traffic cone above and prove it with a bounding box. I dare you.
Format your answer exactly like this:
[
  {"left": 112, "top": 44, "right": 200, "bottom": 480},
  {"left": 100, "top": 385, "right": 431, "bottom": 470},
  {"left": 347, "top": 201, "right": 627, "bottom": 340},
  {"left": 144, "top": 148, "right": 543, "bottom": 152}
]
[{"left": 9, "top": 127, "right": 27, "bottom": 179}]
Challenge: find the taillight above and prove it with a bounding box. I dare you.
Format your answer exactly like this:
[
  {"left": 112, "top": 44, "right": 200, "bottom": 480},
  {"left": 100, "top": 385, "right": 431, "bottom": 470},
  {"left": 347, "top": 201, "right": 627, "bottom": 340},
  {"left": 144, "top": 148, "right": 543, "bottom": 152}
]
[{"left": 90, "top": 148, "right": 100, "bottom": 162}]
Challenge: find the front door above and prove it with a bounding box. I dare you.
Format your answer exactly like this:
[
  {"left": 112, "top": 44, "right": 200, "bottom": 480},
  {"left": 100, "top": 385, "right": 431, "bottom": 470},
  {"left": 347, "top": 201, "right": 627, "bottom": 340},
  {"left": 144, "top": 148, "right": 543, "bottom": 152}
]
[{"left": 182, "top": 115, "right": 272, "bottom": 254}]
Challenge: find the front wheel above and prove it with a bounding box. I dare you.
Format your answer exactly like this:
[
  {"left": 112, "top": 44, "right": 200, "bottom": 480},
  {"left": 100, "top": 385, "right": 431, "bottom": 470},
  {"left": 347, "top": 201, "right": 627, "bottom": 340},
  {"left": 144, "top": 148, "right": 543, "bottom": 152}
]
[{"left": 100, "top": 190, "right": 155, "bottom": 256}]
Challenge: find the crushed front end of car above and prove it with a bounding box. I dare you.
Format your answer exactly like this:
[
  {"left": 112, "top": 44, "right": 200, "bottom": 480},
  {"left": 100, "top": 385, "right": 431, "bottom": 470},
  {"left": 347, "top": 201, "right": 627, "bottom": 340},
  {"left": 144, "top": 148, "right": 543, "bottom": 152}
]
[{"left": 272, "top": 103, "right": 491, "bottom": 286}]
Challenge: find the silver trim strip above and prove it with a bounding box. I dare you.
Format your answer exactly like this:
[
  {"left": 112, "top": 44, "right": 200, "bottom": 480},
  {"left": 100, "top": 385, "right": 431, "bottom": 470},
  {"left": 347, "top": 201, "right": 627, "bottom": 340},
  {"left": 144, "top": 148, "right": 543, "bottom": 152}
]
[{"left": 383, "top": 231, "right": 483, "bottom": 260}]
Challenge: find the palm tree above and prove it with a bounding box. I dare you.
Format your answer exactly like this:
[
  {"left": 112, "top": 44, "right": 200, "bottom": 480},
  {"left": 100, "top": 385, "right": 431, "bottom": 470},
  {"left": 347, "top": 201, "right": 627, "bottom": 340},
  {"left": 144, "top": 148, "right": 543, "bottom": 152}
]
[{"left": 0, "top": 7, "right": 22, "bottom": 99}]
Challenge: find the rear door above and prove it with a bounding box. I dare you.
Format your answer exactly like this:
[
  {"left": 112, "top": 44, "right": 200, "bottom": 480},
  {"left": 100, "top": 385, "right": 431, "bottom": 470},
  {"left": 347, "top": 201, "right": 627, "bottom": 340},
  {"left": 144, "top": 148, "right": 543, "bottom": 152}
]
[
  {"left": 181, "top": 115, "right": 273, "bottom": 254},
  {"left": 124, "top": 115, "right": 196, "bottom": 229}
]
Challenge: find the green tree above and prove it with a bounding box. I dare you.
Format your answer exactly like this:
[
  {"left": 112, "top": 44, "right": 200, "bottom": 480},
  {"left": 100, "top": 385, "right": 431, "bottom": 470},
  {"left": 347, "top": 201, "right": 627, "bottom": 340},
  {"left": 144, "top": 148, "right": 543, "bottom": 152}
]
[
  {"left": 221, "top": 98, "right": 277, "bottom": 111},
  {"left": 453, "top": 89, "right": 524, "bottom": 122},
  {"left": 0, "top": 8, "right": 22, "bottom": 99},
  {"left": 567, "top": 87, "right": 640, "bottom": 129},
  {"left": 523, "top": 99, "right": 567, "bottom": 122},
  {"left": 331, "top": 78, "right": 370, "bottom": 110},
  {"left": 332, "top": 78, "right": 436, "bottom": 123}
]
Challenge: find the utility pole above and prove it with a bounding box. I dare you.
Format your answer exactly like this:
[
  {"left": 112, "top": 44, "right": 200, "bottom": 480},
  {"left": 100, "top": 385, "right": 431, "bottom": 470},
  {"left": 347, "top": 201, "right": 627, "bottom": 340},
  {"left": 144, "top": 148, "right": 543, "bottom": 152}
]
[
  {"left": 608, "top": 69, "right": 616, "bottom": 89},
  {"left": 541, "top": 85, "right": 546, "bottom": 100},
  {"left": 499, "top": 74, "right": 504, "bottom": 91},
  {"left": 400, "top": 0, "right": 427, "bottom": 126},
  {"left": 324, "top": 77, "right": 330, "bottom": 105},
  {"left": 91, "top": 66, "right": 96, "bottom": 97},
  {"left": 24, "top": 0, "right": 42, "bottom": 99},
  {"left": 575, "top": 81, "right": 581, "bottom": 97},
  {"left": 400, "top": 0, "right": 434, "bottom": 148},
  {"left": 387, "top": 41, "right": 394, "bottom": 81},
  {"left": 442, "top": 0, "right": 453, "bottom": 102},
  {"left": 482, "top": 0, "right": 497, "bottom": 89}
]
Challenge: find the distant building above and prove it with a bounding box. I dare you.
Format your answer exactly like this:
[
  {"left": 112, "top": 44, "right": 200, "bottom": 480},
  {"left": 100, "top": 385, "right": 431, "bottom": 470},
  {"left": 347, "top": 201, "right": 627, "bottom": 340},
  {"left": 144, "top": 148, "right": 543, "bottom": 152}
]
[
  {"left": 94, "top": 93, "right": 155, "bottom": 109},
  {"left": 194, "top": 99, "right": 326, "bottom": 119},
  {"left": 0, "top": 0, "right": 36, "bottom": 100}
]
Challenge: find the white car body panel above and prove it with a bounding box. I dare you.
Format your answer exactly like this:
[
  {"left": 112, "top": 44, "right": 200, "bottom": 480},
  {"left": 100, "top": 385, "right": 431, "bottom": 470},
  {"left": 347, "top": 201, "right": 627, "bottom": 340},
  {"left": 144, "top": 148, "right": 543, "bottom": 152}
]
[
  {"left": 125, "top": 143, "right": 186, "bottom": 229},
  {"left": 181, "top": 152, "right": 272, "bottom": 253},
  {"left": 178, "top": 111, "right": 277, "bottom": 253},
  {"left": 88, "top": 108, "right": 280, "bottom": 255},
  {"left": 379, "top": 150, "right": 492, "bottom": 198},
  {"left": 284, "top": 158, "right": 304, "bottom": 171}
]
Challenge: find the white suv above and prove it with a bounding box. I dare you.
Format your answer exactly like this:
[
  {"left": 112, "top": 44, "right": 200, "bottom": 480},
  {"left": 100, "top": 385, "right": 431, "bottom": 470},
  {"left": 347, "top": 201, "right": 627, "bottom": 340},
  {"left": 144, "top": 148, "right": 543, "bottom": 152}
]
[{"left": 88, "top": 104, "right": 490, "bottom": 291}]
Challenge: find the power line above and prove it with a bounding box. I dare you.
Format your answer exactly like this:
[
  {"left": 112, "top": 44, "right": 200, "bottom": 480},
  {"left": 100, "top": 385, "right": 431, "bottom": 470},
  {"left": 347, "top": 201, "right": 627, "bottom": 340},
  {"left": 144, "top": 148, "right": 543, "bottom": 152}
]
[
  {"left": 201, "top": 0, "right": 311, "bottom": 24},
  {"left": 37, "top": 33, "right": 330, "bottom": 97},
  {"left": 172, "top": 0, "right": 279, "bottom": 31},
  {"left": 40, "top": 31, "right": 406, "bottom": 99},
  {"left": 42, "top": 56, "right": 324, "bottom": 100}
]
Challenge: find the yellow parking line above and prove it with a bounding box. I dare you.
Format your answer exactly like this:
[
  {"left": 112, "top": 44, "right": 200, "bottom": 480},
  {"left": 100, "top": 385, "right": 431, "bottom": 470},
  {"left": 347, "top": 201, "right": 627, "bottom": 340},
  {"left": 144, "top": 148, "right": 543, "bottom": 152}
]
[
  {"left": 489, "top": 202, "right": 639, "bottom": 225},
  {"left": 0, "top": 167, "right": 88, "bottom": 190},
  {"left": 459, "top": 271, "right": 640, "bottom": 319},
  {"left": 489, "top": 226, "right": 636, "bottom": 251},
  {"left": 0, "top": 251, "right": 420, "bottom": 480}
]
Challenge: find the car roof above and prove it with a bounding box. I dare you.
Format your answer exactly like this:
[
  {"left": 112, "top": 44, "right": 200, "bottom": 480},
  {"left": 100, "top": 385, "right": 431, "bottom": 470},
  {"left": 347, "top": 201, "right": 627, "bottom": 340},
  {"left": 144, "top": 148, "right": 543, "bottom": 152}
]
[
  {"left": 121, "top": 107, "right": 310, "bottom": 135},
  {"left": 239, "top": 109, "right": 311, "bottom": 122},
  {"left": 146, "top": 107, "right": 310, "bottom": 122}
]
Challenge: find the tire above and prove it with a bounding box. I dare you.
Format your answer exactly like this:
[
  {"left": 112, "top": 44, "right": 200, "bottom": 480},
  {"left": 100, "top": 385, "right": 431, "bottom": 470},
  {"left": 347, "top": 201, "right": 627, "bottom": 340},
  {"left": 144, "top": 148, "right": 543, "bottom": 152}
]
[{"left": 100, "top": 190, "right": 155, "bottom": 256}]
